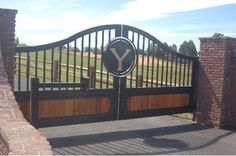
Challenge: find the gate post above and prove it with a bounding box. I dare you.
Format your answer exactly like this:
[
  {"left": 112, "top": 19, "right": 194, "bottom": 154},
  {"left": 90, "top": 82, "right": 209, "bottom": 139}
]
[
  {"left": 0, "top": 9, "right": 17, "bottom": 89},
  {"left": 30, "top": 78, "right": 39, "bottom": 128},
  {"left": 196, "top": 34, "right": 236, "bottom": 129},
  {"left": 53, "top": 60, "right": 59, "bottom": 82},
  {"left": 88, "top": 66, "right": 95, "bottom": 88},
  {"left": 136, "top": 75, "right": 143, "bottom": 87}
]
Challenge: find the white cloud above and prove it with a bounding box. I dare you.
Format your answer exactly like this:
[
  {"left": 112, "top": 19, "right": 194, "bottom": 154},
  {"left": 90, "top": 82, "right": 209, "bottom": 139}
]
[
  {"left": 66, "top": 4, "right": 81, "bottom": 8},
  {"left": 102, "top": 0, "right": 236, "bottom": 23},
  {"left": 16, "top": 11, "right": 100, "bottom": 44},
  {"left": 30, "top": 5, "right": 51, "bottom": 11},
  {"left": 15, "top": 0, "right": 236, "bottom": 45},
  {"left": 16, "top": 14, "right": 55, "bottom": 30},
  {"left": 141, "top": 26, "right": 236, "bottom": 38}
]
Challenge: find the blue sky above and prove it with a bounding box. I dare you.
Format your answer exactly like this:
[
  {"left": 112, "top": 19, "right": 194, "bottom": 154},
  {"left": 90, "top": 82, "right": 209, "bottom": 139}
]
[{"left": 1, "top": 0, "right": 236, "bottom": 51}]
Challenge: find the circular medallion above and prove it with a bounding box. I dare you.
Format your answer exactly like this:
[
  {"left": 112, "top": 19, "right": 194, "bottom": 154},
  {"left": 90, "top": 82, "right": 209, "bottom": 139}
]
[{"left": 103, "top": 37, "right": 137, "bottom": 77}]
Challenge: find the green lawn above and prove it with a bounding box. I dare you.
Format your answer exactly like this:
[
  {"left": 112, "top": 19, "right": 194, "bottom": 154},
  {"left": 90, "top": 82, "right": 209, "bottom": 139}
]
[
  {"left": 173, "top": 113, "right": 193, "bottom": 120},
  {"left": 15, "top": 49, "right": 193, "bottom": 89}
]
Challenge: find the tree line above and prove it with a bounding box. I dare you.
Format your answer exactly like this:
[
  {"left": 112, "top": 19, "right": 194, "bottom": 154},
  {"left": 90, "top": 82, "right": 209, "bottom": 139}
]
[
  {"left": 15, "top": 37, "right": 198, "bottom": 57},
  {"left": 143, "top": 40, "right": 197, "bottom": 57}
]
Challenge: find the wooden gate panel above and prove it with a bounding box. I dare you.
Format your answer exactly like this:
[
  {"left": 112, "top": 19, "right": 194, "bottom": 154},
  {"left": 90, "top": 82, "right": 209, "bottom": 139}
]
[
  {"left": 127, "top": 94, "right": 189, "bottom": 111},
  {"left": 119, "top": 85, "right": 193, "bottom": 120},
  {"left": 38, "top": 97, "right": 110, "bottom": 118}
]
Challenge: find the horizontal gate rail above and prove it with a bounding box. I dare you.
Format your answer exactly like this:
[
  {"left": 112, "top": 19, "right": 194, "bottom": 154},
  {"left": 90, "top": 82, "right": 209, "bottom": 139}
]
[
  {"left": 119, "top": 105, "right": 193, "bottom": 120},
  {"left": 35, "top": 76, "right": 89, "bottom": 89},
  {"left": 124, "top": 87, "right": 193, "bottom": 95},
  {"left": 37, "top": 89, "right": 117, "bottom": 100}
]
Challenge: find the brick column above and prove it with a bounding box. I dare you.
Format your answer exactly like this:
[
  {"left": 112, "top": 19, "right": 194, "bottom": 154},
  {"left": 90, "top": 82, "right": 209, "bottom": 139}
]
[
  {"left": 0, "top": 8, "right": 17, "bottom": 89},
  {"left": 196, "top": 35, "right": 236, "bottom": 129}
]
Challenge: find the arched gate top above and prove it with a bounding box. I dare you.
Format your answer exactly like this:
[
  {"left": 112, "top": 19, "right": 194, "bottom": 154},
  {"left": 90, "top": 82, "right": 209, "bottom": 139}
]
[{"left": 16, "top": 24, "right": 197, "bottom": 60}]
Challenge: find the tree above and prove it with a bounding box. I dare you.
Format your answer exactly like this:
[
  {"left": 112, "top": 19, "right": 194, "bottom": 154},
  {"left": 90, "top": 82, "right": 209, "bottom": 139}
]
[
  {"left": 158, "top": 42, "right": 169, "bottom": 58},
  {"left": 188, "top": 40, "right": 198, "bottom": 56},
  {"left": 14, "top": 37, "right": 28, "bottom": 47},
  {"left": 144, "top": 42, "right": 179, "bottom": 58},
  {"left": 85, "top": 46, "right": 90, "bottom": 52},
  {"left": 145, "top": 42, "right": 156, "bottom": 55},
  {"left": 147, "top": 43, "right": 162, "bottom": 57},
  {"left": 15, "top": 37, "right": 19, "bottom": 45},
  {"left": 178, "top": 40, "right": 197, "bottom": 57},
  {"left": 171, "top": 44, "right": 177, "bottom": 52},
  {"left": 178, "top": 41, "right": 188, "bottom": 55}
]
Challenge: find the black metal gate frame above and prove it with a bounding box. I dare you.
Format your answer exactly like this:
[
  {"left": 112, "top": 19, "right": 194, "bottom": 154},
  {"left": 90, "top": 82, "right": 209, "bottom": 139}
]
[{"left": 14, "top": 24, "right": 199, "bottom": 128}]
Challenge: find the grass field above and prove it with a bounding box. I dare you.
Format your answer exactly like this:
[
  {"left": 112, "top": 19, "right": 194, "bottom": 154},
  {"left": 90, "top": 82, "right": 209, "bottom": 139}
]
[
  {"left": 173, "top": 113, "right": 193, "bottom": 119},
  {"left": 15, "top": 49, "right": 193, "bottom": 89}
]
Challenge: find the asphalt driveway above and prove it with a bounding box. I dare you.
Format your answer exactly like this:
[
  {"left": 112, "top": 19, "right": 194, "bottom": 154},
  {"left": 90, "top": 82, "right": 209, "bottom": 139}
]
[{"left": 39, "top": 115, "right": 236, "bottom": 155}]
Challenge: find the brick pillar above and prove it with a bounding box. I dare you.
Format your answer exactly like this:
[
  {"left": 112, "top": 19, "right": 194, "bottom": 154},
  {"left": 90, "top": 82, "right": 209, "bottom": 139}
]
[
  {"left": 0, "top": 8, "right": 17, "bottom": 89},
  {"left": 196, "top": 34, "right": 236, "bottom": 129}
]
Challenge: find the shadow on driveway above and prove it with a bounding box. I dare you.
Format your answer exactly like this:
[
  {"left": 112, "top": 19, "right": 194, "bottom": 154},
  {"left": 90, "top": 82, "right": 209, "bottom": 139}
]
[{"left": 46, "top": 122, "right": 235, "bottom": 155}]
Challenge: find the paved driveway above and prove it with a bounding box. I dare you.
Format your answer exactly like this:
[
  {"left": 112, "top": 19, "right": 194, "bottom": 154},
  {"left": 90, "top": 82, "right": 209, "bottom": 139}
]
[{"left": 39, "top": 116, "right": 236, "bottom": 155}]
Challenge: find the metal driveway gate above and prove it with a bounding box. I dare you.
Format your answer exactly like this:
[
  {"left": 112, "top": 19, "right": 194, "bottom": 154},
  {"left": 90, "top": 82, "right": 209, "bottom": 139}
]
[{"left": 14, "top": 25, "right": 198, "bottom": 128}]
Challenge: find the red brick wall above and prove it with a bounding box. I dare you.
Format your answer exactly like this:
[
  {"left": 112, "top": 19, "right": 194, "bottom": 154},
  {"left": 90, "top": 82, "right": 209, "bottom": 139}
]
[
  {"left": 196, "top": 35, "right": 236, "bottom": 129},
  {"left": 222, "top": 38, "right": 236, "bottom": 128},
  {"left": 0, "top": 8, "right": 16, "bottom": 89},
  {"left": 0, "top": 8, "right": 52, "bottom": 155}
]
